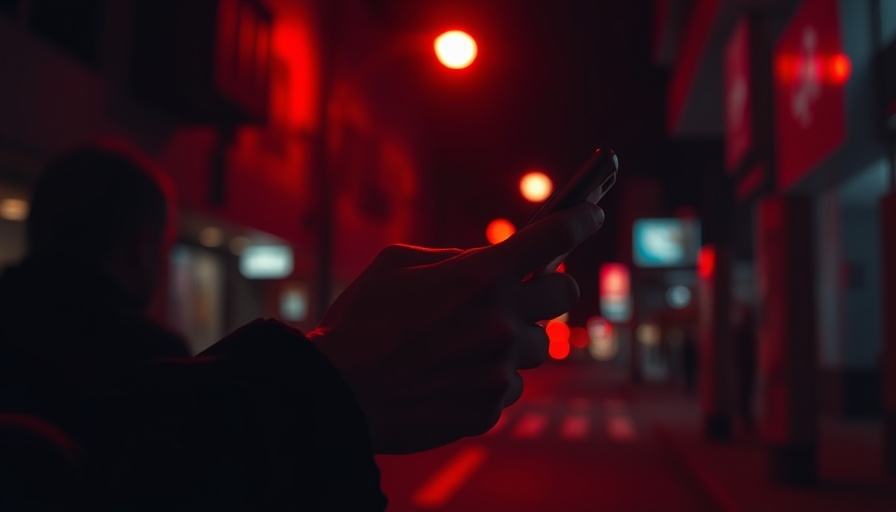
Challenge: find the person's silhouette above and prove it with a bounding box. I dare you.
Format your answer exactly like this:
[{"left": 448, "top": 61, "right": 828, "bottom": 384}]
[{"left": 0, "top": 142, "right": 188, "bottom": 441}]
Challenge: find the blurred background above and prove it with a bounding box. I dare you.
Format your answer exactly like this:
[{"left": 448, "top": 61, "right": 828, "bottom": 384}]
[{"left": 0, "top": 0, "right": 895, "bottom": 510}]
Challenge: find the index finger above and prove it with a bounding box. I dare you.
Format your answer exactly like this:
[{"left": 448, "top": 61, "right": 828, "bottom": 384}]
[{"left": 478, "top": 202, "right": 605, "bottom": 277}]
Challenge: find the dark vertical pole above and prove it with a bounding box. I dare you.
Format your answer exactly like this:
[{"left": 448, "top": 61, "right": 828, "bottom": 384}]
[
  {"left": 311, "top": 0, "right": 338, "bottom": 323},
  {"left": 698, "top": 242, "right": 734, "bottom": 441},
  {"left": 699, "top": 149, "right": 735, "bottom": 441},
  {"left": 756, "top": 195, "right": 818, "bottom": 485}
]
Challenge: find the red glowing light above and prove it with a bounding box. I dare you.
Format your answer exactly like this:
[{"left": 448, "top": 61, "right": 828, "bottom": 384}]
[
  {"left": 569, "top": 327, "right": 589, "bottom": 349},
  {"left": 548, "top": 338, "right": 570, "bottom": 360},
  {"left": 434, "top": 31, "right": 477, "bottom": 69},
  {"left": 698, "top": 246, "right": 716, "bottom": 279},
  {"left": 599, "top": 263, "right": 630, "bottom": 298},
  {"left": 775, "top": 53, "right": 851, "bottom": 85},
  {"left": 556, "top": 262, "right": 566, "bottom": 273},
  {"left": 827, "top": 54, "right": 851, "bottom": 84},
  {"left": 519, "top": 171, "right": 553, "bottom": 202},
  {"left": 547, "top": 321, "right": 571, "bottom": 360},
  {"left": 486, "top": 218, "right": 516, "bottom": 245}
]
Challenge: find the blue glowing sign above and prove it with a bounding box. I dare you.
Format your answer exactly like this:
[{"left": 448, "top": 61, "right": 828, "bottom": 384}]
[{"left": 633, "top": 219, "right": 701, "bottom": 268}]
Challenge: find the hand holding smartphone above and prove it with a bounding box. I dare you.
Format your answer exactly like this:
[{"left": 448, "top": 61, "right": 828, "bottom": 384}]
[{"left": 527, "top": 148, "right": 618, "bottom": 273}]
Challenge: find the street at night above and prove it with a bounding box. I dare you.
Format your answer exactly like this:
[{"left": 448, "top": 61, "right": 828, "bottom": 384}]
[
  {"left": 378, "top": 362, "right": 896, "bottom": 512},
  {"left": 2, "top": 0, "right": 896, "bottom": 509}
]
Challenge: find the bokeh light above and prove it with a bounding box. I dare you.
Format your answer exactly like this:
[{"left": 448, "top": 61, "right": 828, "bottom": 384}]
[
  {"left": 569, "top": 327, "right": 589, "bottom": 349},
  {"left": 587, "top": 316, "right": 617, "bottom": 361},
  {"left": 519, "top": 171, "right": 553, "bottom": 202},
  {"left": 486, "top": 218, "right": 516, "bottom": 245},
  {"left": 199, "top": 227, "right": 224, "bottom": 248},
  {"left": 547, "top": 320, "right": 571, "bottom": 360},
  {"left": 434, "top": 30, "right": 478, "bottom": 69},
  {"left": 666, "top": 285, "right": 692, "bottom": 309},
  {"left": 0, "top": 198, "right": 29, "bottom": 221}
]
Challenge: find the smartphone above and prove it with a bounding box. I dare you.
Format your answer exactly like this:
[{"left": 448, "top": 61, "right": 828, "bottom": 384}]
[{"left": 527, "top": 147, "right": 618, "bottom": 272}]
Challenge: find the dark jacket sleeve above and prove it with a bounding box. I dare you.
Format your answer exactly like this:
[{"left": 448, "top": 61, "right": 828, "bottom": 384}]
[{"left": 87, "top": 319, "right": 387, "bottom": 511}]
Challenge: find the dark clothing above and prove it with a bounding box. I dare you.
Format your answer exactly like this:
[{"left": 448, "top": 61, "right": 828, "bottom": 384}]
[
  {"left": 0, "top": 253, "right": 189, "bottom": 441},
  {"left": 0, "top": 256, "right": 387, "bottom": 510},
  {"left": 88, "top": 319, "right": 387, "bottom": 511}
]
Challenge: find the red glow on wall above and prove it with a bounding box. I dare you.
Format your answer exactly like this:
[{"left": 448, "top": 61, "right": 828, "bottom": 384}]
[
  {"left": 698, "top": 246, "right": 716, "bottom": 279},
  {"left": 547, "top": 321, "right": 571, "bottom": 360},
  {"left": 269, "top": 2, "right": 319, "bottom": 130},
  {"left": 486, "top": 218, "right": 516, "bottom": 245}
]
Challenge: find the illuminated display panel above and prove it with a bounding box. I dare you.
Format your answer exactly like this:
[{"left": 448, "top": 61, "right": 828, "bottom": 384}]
[
  {"left": 239, "top": 245, "right": 294, "bottom": 279},
  {"left": 632, "top": 218, "right": 701, "bottom": 268}
]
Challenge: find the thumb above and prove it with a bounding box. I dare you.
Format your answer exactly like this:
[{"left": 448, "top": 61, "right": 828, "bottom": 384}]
[{"left": 371, "top": 244, "right": 464, "bottom": 269}]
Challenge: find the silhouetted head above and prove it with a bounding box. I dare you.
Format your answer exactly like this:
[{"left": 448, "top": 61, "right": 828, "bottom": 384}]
[{"left": 26, "top": 141, "right": 176, "bottom": 310}]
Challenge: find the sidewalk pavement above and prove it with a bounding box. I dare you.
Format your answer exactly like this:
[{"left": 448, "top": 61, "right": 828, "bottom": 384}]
[{"left": 633, "top": 386, "right": 896, "bottom": 512}]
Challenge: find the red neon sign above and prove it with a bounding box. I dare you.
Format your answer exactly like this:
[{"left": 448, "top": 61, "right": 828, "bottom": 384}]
[
  {"left": 773, "top": 0, "right": 847, "bottom": 191},
  {"left": 599, "top": 263, "right": 630, "bottom": 298},
  {"left": 698, "top": 246, "right": 716, "bottom": 279}
]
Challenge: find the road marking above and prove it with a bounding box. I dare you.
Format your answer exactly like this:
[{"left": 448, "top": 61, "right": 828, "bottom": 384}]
[
  {"left": 511, "top": 412, "right": 549, "bottom": 439},
  {"left": 606, "top": 415, "right": 638, "bottom": 442},
  {"left": 559, "top": 414, "right": 589, "bottom": 440},
  {"left": 483, "top": 412, "right": 510, "bottom": 436},
  {"left": 412, "top": 445, "right": 488, "bottom": 508}
]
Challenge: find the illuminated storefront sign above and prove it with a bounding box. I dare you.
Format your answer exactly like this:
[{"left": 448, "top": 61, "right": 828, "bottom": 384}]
[
  {"left": 632, "top": 218, "right": 701, "bottom": 268},
  {"left": 599, "top": 263, "right": 631, "bottom": 322},
  {"left": 240, "top": 245, "right": 294, "bottom": 279},
  {"left": 774, "top": 0, "right": 849, "bottom": 191}
]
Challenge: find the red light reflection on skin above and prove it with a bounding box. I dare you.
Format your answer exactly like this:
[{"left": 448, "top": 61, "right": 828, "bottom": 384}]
[
  {"left": 486, "top": 218, "right": 516, "bottom": 245},
  {"left": 547, "top": 321, "right": 571, "bottom": 360},
  {"left": 775, "top": 53, "right": 851, "bottom": 85}
]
